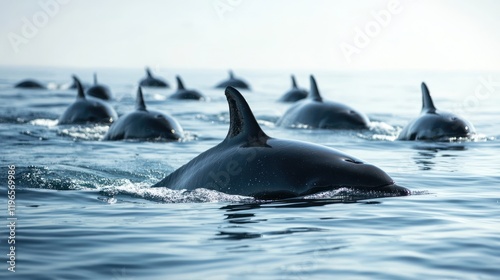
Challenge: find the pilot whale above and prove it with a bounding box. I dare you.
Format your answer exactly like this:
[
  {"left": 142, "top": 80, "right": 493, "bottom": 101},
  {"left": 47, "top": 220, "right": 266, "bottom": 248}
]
[
  {"left": 103, "top": 87, "right": 184, "bottom": 141},
  {"left": 65, "top": 78, "right": 90, "bottom": 90},
  {"left": 152, "top": 86, "right": 410, "bottom": 200},
  {"left": 278, "top": 75, "right": 308, "bottom": 102},
  {"left": 397, "top": 82, "right": 476, "bottom": 141},
  {"left": 14, "top": 79, "right": 46, "bottom": 89},
  {"left": 277, "top": 75, "right": 370, "bottom": 129},
  {"left": 169, "top": 76, "right": 205, "bottom": 100},
  {"left": 139, "top": 67, "right": 169, "bottom": 88},
  {"left": 58, "top": 76, "right": 117, "bottom": 124},
  {"left": 86, "top": 73, "right": 113, "bottom": 100},
  {"left": 214, "top": 70, "right": 250, "bottom": 90}
]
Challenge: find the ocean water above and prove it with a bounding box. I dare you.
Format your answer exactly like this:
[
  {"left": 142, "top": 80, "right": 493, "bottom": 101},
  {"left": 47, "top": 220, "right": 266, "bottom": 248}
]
[{"left": 1, "top": 66, "right": 500, "bottom": 279}]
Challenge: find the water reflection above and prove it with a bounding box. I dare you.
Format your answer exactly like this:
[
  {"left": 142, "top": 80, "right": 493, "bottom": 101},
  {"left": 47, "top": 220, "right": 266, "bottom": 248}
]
[
  {"left": 221, "top": 197, "right": 380, "bottom": 213},
  {"left": 224, "top": 213, "right": 266, "bottom": 224},
  {"left": 411, "top": 143, "right": 467, "bottom": 171},
  {"left": 213, "top": 198, "right": 381, "bottom": 241}
]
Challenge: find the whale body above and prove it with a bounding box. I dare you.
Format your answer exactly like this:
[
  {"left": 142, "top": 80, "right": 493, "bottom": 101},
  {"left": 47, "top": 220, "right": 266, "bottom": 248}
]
[
  {"left": 397, "top": 82, "right": 476, "bottom": 141},
  {"left": 139, "top": 67, "right": 169, "bottom": 88},
  {"left": 14, "top": 79, "right": 45, "bottom": 89},
  {"left": 214, "top": 70, "right": 250, "bottom": 90},
  {"left": 58, "top": 76, "right": 117, "bottom": 124},
  {"left": 279, "top": 75, "right": 308, "bottom": 102},
  {"left": 152, "top": 86, "right": 409, "bottom": 200},
  {"left": 277, "top": 76, "right": 370, "bottom": 129},
  {"left": 86, "top": 73, "right": 113, "bottom": 100},
  {"left": 169, "top": 76, "right": 205, "bottom": 101},
  {"left": 104, "top": 87, "right": 183, "bottom": 141}
]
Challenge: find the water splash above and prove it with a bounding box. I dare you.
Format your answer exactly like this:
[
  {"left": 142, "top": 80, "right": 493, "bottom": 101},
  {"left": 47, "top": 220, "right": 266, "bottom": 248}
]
[
  {"left": 29, "top": 118, "right": 59, "bottom": 127},
  {"left": 57, "top": 125, "right": 109, "bottom": 141}
]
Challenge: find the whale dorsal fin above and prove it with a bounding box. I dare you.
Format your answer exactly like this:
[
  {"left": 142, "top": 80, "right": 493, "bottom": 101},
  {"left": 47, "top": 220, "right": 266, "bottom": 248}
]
[
  {"left": 176, "top": 76, "right": 185, "bottom": 90},
  {"left": 229, "top": 70, "right": 234, "bottom": 79},
  {"left": 308, "top": 75, "right": 323, "bottom": 102},
  {"left": 72, "top": 75, "right": 85, "bottom": 99},
  {"left": 136, "top": 87, "right": 147, "bottom": 111},
  {"left": 421, "top": 82, "right": 436, "bottom": 113},
  {"left": 145, "top": 67, "right": 153, "bottom": 78},
  {"left": 225, "top": 86, "right": 269, "bottom": 144},
  {"left": 93, "top": 73, "right": 98, "bottom": 85},
  {"left": 291, "top": 75, "right": 298, "bottom": 88}
]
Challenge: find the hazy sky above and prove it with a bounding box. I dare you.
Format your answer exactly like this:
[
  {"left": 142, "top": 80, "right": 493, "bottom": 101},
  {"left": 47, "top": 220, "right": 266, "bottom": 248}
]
[{"left": 1, "top": 0, "right": 500, "bottom": 71}]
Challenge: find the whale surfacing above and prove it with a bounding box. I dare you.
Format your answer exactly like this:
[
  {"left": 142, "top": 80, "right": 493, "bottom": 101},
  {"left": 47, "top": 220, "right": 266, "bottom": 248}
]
[
  {"left": 169, "top": 76, "right": 205, "bottom": 100},
  {"left": 86, "top": 73, "right": 113, "bottom": 100},
  {"left": 104, "top": 87, "right": 183, "bottom": 141},
  {"left": 397, "top": 82, "right": 476, "bottom": 141},
  {"left": 152, "top": 86, "right": 409, "bottom": 200},
  {"left": 277, "top": 75, "right": 369, "bottom": 129},
  {"left": 279, "top": 75, "right": 308, "bottom": 102},
  {"left": 14, "top": 79, "right": 46, "bottom": 89},
  {"left": 214, "top": 70, "right": 250, "bottom": 90},
  {"left": 139, "top": 67, "right": 169, "bottom": 88},
  {"left": 58, "top": 76, "right": 117, "bottom": 125}
]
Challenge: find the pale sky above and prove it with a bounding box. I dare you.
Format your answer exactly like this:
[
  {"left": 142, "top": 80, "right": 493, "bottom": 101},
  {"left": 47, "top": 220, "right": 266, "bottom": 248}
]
[{"left": 1, "top": 0, "right": 500, "bottom": 71}]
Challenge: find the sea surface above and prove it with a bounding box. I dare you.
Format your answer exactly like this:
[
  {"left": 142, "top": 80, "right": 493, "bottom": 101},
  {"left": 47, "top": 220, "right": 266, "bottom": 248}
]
[{"left": 1, "top": 66, "right": 500, "bottom": 279}]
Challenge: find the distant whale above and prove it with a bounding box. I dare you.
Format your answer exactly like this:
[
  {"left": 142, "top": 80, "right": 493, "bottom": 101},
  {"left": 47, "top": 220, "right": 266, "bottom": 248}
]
[
  {"left": 152, "top": 86, "right": 409, "bottom": 200},
  {"left": 14, "top": 79, "right": 45, "bottom": 89},
  {"left": 58, "top": 76, "right": 117, "bottom": 125},
  {"left": 214, "top": 70, "right": 250, "bottom": 90},
  {"left": 86, "top": 73, "right": 112, "bottom": 100},
  {"left": 397, "top": 82, "right": 476, "bottom": 141},
  {"left": 277, "top": 75, "right": 370, "bottom": 129},
  {"left": 278, "top": 75, "right": 308, "bottom": 102},
  {"left": 104, "top": 87, "right": 184, "bottom": 141},
  {"left": 169, "top": 76, "right": 205, "bottom": 100},
  {"left": 65, "top": 78, "right": 90, "bottom": 90},
  {"left": 139, "top": 67, "right": 169, "bottom": 88}
]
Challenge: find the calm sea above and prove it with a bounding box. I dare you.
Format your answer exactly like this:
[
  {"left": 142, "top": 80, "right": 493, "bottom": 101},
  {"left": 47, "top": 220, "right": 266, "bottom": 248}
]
[{"left": 1, "top": 66, "right": 499, "bottom": 279}]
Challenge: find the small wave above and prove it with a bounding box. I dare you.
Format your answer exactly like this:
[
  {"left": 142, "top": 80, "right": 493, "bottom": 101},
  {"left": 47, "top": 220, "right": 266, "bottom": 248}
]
[
  {"left": 100, "top": 184, "right": 253, "bottom": 203},
  {"left": 16, "top": 166, "right": 421, "bottom": 204},
  {"left": 358, "top": 121, "right": 400, "bottom": 141},
  {"left": 57, "top": 125, "right": 109, "bottom": 141},
  {"left": 29, "top": 118, "right": 58, "bottom": 127},
  {"left": 289, "top": 123, "right": 312, "bottom": 129},
  {"left": 19, "top": 130, "right": 50, "bottom": 140},
  {"left": 196, "top": 112, "right": 229, "bottom": 124},
  {"left": 448, "top": 133, "right": 489, "bottom": 142}
]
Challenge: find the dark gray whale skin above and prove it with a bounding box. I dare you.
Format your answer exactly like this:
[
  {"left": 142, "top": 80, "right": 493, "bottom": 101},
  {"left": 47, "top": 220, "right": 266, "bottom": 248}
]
[
  {"left": 139, "top": 67, "right": 169, "bottom": 88},
  {"left": 86, "top": 73, "right": 113, "bottom": 100},
  {"left": 14, "top": 79, "right": 45, "bottom": 89},
  {"left": 168, "top": 76, "right": 205, "bottom": 100},
  {"left": 152, "top": 86, "right": 409, "bottom": 200},
  {"left": 214, "top": 70, "right": 250, "bottom": 90},
  {"left": 58, "top": 76, "right": 117, "bottom": 125},
  {"left": 103, "top": 87, "right": 183, "bottom": 141},
  {"left": 277, "top": 75, "right": 370, "bottom": 129},
  {"left": 279, "top": 75, "right": 308, "bottom": 102},
  {"left": 397, "top": 83, "right": 476, "bottom": 141}
]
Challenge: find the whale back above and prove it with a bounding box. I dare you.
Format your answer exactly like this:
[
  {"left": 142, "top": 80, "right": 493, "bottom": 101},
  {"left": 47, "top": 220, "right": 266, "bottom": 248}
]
[{"left": 152, "top": 86, "right": 408, "bottom": 198}]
